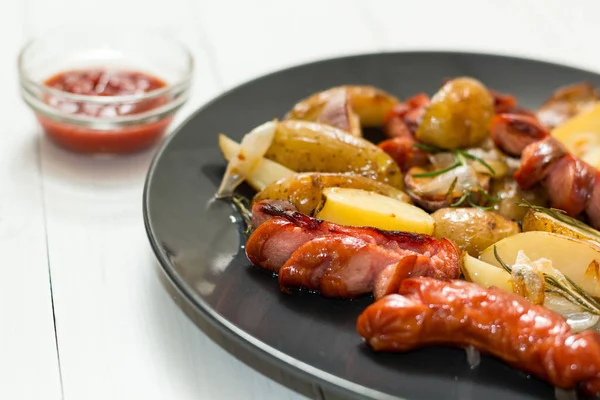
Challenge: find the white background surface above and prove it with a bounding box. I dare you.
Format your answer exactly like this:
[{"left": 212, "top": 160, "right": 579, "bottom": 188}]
[{"left": 3, "top": 0, "right": 600, "bottom": 399}]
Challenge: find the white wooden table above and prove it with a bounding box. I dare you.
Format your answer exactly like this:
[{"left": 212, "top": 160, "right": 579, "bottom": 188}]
[{"left": 3, "top": 1, "right": 600, "bottom": 399}]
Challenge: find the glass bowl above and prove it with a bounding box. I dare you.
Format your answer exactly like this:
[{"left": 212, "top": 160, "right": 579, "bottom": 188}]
[{"left": 18, "top": 26, "right": 193, "bottom": 154}]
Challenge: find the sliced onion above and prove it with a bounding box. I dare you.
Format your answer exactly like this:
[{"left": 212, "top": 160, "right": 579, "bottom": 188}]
[
  {"left": 554, "top": 387, "right": 578, "bottom": 400},
  {"left": 465, "top": 148, "right": 508, "bottom": 178},
  {"left": 544, "top": 293, "right": 600, "bottom": 333},
  {"left": 415, "top": 165, "right": 480, "bottom": 196},
  {"left": 511, "top": 251, "right": 545, "bottom": 305},
  {"left": 316, "top": 89, "right": 361, "bottom": 136},
  {"left": 429, "top": 152, "right": 455, "bottom": 169},
  {"left": 216, "top": 120, "right": 277, "bottom": 198},
  {"left": 465, "top": 345, "right": 481, "bottom": 369}
]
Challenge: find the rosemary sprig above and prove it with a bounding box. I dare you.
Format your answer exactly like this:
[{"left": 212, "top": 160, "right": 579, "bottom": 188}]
[
  {"left": 478, "top": 189, "right": 501, "bottom": 204},
  {"left": 231, "top": 194, "right": 253, "bottom": 235},
  {"left": 411, "top": 143, "right": 496, "bottom": 178},
  {"left": 493, "top": 246, "right": 600, "bottom": 315},
  {"left": 459, "top": 150, "right": 495, "bottom": 175},
  {"left": 413, "top": 161, "right": 461, "bottom": 178},
  {"left": 449, "top": 189, "right": 500, "bottom": 209},
  {"left": 450, "top": 191, "right": 470, "bottom": 207},
  {"left": 413, "top": 142, "right": 444, "bottom": 153}
]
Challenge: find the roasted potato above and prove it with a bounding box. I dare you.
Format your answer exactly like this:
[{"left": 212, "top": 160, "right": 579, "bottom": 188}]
[
  {"left": 538, "top": 82, "right": 598, "bottom": 130},
  {"left": 285, "top": 85, "right": 400, "bottom": 127},
  {"left": 551, "top": 102, "right": 600, "bottom": 170},
  {"left": 479, "top": 231, "right": 600, "bottom": 298},
  {"left": 490, "top": 177, "right": 548, "bottom": 222},
  {"left": 431, "top": 208, "right": 520, "bottom": 257},
  {"left": 416, "top": 77, "right": 494, "bottom": 149},
  {"left": 265, "top": 120, "right": 403, "bottom": 189},
  {"left": 461, "top": 253, "right": 512, "bottom": 292},
  {"left": 218, "top": 134, "right": 295, "bottom": 191},
  {"left": 316, "top": 187, "right": 434, "bottom": 234},
  {"left": 522, "top": 207, "right": 600, "bottom": 244},
  {"left": 253, "top": 173, "right": 410, "bottom": 216}
]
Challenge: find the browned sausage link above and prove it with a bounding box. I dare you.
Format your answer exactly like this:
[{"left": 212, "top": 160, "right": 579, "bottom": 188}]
[
  {"left": 514, "top": 137, "right": 568, "bottom": 189},
  {"left": 586, "top": 171, "right": 600, "bottom": 230},
  {"left": 357, "top": 277, "right": 600, "bottom": 395},
  {"left": 246, "top": 200, "right": 461, "bottom": 281},
  {"left": 277, "top": 235, "right": 459, "bottom": 299},
  {"left": 382, "top": 93, "right": 429, "bottom": 138},
  {"left": 382, "top": 115, "right": 413, "bottom": 139},
  {"left": 543, "top": 154, "right": 597, "bottom": 216},
  {"left": 378, "top": 137, "right": 430, "bottom": 173},
  {"left": 490, "top": 113, "right": 549, "bottom": 157}
]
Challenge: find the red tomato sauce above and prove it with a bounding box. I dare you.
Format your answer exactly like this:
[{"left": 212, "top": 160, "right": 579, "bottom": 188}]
[{"left": 38, "top": 69, "right": 172, "bottom": 154}]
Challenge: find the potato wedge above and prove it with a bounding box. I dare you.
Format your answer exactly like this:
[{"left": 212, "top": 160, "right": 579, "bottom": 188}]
[
  {"left": 479, "top": 231, "right": 600, "bottom": 298},
  {"left": 253, "top": 173, "right": 411, "bottom": 216},
  {"left": 461, "top": 253, "right": 512, "bottom": 292},
  {"left": 551, "top": 102, "right": 600, "bottom": 169},
  {"left": 522, "top": 207, "right": 600, "bottom": 244},
  {"left": 265, "top": 120, "right": 403, "bottom": 189},
  {"left": 431, "top": 208, "right": 520, "bottom": 257},
  {"left": 490, "top": 177, "right": 548, "bottom": 222},
  {"left": 219, "top": 134, "right": 295, "bottom": 191},
  {"left": 315, "top": 187, "right": 434, "bottom": 234},
  {"left": 285, "top": 85, "right": 400, "bottom": 127}
]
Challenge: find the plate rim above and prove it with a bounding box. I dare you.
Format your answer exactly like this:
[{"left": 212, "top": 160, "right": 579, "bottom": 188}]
[{"left": 142, "top": 50, "right": 600, "bottom": 400}]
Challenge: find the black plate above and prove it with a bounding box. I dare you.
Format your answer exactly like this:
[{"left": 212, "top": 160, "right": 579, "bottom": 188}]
[{"left": 144, "top": 52, "right": 600, "bottom": 400}]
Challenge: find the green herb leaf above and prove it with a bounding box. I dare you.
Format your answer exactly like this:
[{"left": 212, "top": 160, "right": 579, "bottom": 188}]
[
  {"left": 459, "top": 150, "right": 496, "bottom": 175},
  {"left": 232, "top": 195, "right": 253, "bottom": 235},
  {"left": 412, "top": 161, "right": 462, "bottom": 178},
  {"left": 450, "top": 191, "right": 470, "bottom": 207},
  {"left": 412, "top": 142, "right": 444, "bottom": 153}
]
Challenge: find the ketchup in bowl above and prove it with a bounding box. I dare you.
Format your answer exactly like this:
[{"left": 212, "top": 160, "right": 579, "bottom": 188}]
[
  {"left": 36, "top": 68, "right": 173, "bottom": 153},
  {"left": 18, "top": 27, "right": 193, "bottom": 155}
]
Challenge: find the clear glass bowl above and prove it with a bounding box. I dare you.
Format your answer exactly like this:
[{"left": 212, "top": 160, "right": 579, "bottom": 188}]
[{"left": 18, "top": 26, "right": 193, "bottom": 154}]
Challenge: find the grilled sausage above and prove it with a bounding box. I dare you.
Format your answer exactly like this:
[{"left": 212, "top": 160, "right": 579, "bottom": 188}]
[
  {"left": 278, "top": 236, "right": 458, "bottom": 298},
  {"left": 586, "top": 172, "right": 600, "bottom": 230},
  {"left": 490, "top": 113, "right": 549, "bottom": 157},
  {"left": 246, "top": 200, "right": 460, "bottom": 297},
  {"left": 514, "top": 137, "right": 568, "bottom": 189},
  {"left": 357, "top": 277, "right": 600, "bottom": 395},
  {"left": 544, "top": 154, "right": 597, "bottom": 216},
  {"left": 378, "top": 137, "right": 430, "bottom": 173}
]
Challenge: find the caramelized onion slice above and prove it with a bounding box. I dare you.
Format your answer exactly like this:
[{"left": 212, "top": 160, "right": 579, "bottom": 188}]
[{"left": 216, "top": 120, "right": 277, "bottom": 198}]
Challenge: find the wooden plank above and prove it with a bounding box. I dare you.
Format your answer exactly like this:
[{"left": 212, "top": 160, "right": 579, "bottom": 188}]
[
  {"left": 28, "top": 0, "right": 309, "bottom": 398},
  {"left": 0, "top": 1, "right": 62, "bottom": 399},
  {"left": 192, "top": 0, "right": 381, "bottom": 88},
  {"left": 358, "top": 0, "right": 600, "bottom": 72}
]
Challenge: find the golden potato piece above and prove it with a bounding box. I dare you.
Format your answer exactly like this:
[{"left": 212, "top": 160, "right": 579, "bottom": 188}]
[
  {"left": 522, "top": 207, "right": 600, "bottom": 244},
  {"left": 316, "top": 187, "right": 434, "bottom": 234},
  {"left": 551, "top": 102, "right": 600, "bottom": 170},
  {"left": 265, "top": 120, "right": 403, "bottom": 189},
  {"left": 285, "top": 85, "right": 400, "bottom": 127},
  {"left": 461, "top": 253, "right": 512, "bottom": 292},
  {"left": 416, "top": 77, "right": 494, "bottom": 150},
  {"left": 253, "top": 173, "right": 410, "bottom": 216},
  {"left": 479, "top": 231, "right": 600, "bottom": 298},
  {"left": 431, "top": 208, "right": 520, "bottom": 257}
]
